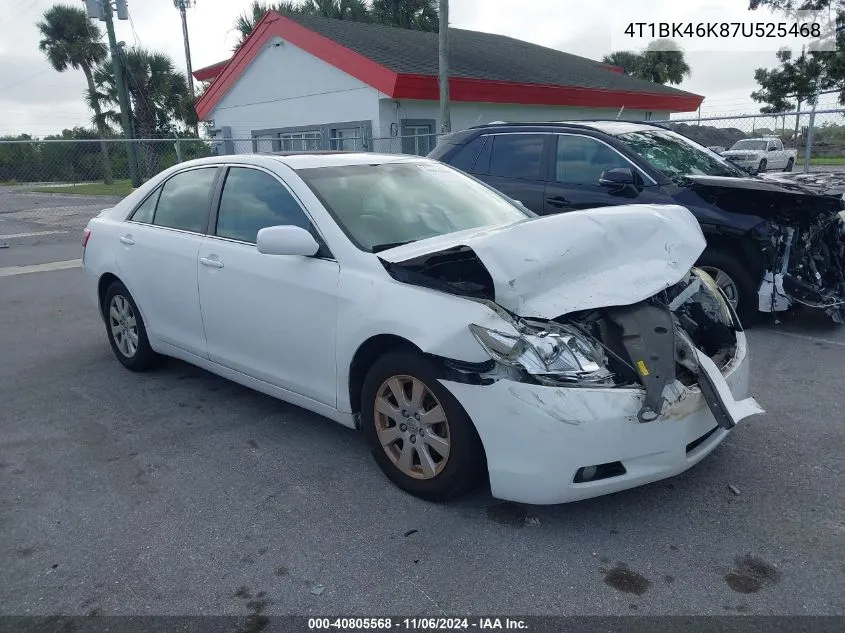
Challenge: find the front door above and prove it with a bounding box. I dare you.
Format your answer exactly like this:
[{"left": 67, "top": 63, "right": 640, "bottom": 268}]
[
  {"left": 196, "top": 166, "right": 340, "bottom": 406},
  {"left": 543, "top": 134, "right": 663, "bottom": 214}
]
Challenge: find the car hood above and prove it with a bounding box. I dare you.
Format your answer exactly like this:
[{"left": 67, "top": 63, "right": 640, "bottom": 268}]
[{"left": 378, "top": 204, "right": 705, "bottom": 319}]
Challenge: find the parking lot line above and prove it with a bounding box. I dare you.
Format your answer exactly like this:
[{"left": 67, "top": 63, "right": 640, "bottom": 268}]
[
  {"left": 0, "top": 258, "right": 82, "bottom": 277},
  {"left": 0, "top": 230, "right": 72, "bottom": 239},
  {"left": 764, "top": 329, "right": 845, "bottom": 349}
]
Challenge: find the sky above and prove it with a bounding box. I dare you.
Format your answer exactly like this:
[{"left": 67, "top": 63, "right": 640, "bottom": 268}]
[{"left": 0, "top": 0, "right": 840, "bottom": 136}]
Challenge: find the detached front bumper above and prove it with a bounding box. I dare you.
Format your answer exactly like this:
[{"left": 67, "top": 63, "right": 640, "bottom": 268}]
[{"left": 440, "top": 332, "right": 761, "bottom": 505}]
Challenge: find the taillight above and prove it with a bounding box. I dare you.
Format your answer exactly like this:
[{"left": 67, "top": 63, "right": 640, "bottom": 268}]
[{"left": 82, "top": 228, "right": 91, "bottom": 248}]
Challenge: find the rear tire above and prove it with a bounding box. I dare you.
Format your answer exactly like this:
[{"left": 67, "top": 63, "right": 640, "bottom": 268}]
[
  {"left": 103, "top": 281, "right": 162, "bottom": 372},
  {"left": 360, "top": 350, "right": 485, "bottom": 502},
  {"left": 696, "top": 248, "right": 760, "bottom": 326},
  {"left": 758, "top": 158, "right": 767, "bottom": 174},
  {"left": 784, "top": 158, "right": 794, "bottom": 172}
]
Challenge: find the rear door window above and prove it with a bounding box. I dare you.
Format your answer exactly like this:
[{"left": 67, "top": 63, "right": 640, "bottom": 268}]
[
  {"left": 448, "top": 136, "right": 487, "bottom": 173},
  {"left": 488, "top": 134, "right": 546, "bottom": 180},
  {"left": 153, "top": 168, "right": 218, "bottom": 233}
]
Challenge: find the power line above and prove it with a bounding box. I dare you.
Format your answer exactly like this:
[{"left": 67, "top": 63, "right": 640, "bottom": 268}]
[
  {"left": 0, "top": 0, "right": 46, "bottom": 28},
  {"left": 0, "top": 68, "right": 51, "bottom": 93}
]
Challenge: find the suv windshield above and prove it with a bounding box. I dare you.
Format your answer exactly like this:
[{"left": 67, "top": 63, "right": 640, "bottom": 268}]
[
  {"left": 617, "top": 129, "right": 748, "bottom": 181},
  {"left": 730, "top": 140, "right": 768, "bottom": 151},
  {"left": 297, "top": 161, "right": 528, "bottom": 252}
]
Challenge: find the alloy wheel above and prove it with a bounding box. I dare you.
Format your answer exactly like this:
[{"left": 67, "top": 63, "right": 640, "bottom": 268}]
[
  {"left": 700, "top": 266, "right": 740, "bottom": 309},
  {"left": 108, "top": 294, "right": 139, "bottom": 358},
  {"left": 373, "top": 375, "right": 451, "bottom": 480}
]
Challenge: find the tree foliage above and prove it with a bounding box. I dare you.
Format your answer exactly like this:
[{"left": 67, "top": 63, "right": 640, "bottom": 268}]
[
  {"left": 36, "top": 4, "right": 113, "bottom": 182},
  {"left": 602, "top": 40, "right": 691, "bottom": 85},
  {"left": 749, "top": 0, "right": 845, "bottom": 111},
  {"left": 232, "top": 0, "right": 438, "bottom": 49}
]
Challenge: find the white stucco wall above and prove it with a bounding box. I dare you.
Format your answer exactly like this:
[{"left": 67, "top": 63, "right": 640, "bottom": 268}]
[
  {"left": 376, "top": 99, "right": 670, "bottom": 139},
  {"left": 208, "top": 36, "right": 386, "bottom": 142}
]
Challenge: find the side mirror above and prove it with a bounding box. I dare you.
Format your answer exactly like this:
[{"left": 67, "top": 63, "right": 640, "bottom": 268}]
[
  {"left": 599, "top": 168, "right": 642, "bottom": 196},
  {"left": 256, "top": 225, "right": 320, "bottom": 257}
]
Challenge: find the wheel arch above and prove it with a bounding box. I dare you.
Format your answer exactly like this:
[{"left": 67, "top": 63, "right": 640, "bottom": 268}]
[{"left": 348, "top": 334, "right": 422, "bottom": 421}]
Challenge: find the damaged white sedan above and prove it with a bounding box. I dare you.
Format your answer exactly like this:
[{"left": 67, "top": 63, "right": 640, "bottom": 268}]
[{"left": 82, "top": 153, "right": 763, "bottom": 504}]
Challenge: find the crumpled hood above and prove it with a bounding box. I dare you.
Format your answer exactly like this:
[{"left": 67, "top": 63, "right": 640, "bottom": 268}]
[{"left": 378, "top": 204, "right": 706, "bottom": 319}]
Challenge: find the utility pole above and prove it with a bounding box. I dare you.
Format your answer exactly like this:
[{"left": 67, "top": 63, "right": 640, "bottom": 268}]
[
  {"left": 87, "top": 0, "right": 140, "bottom": 188},
  {"left": 174, "top": 0, "right": 196, "bottom": 97},
  {"left": 438, "top": 0, "right": 451, "bottom": 134}
]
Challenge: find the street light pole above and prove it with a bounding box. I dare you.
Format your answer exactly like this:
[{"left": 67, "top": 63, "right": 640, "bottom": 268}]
[
  {"left": 438, "top": 0, "right": 451, "bottom": 134},
  {"left": 100, "top": 0, "right": 140, "bottom": 187}
]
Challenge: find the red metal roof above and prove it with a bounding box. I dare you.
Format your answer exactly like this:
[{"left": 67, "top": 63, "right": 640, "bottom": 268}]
[{"left": 194, "top": 12, "right": 703, "bottom": 121}]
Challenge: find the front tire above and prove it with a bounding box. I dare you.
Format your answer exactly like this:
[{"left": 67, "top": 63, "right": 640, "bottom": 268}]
[
  {"left": 784, "top": 158, "right": 794, "bottom": 172},
  {"left": 758, "top": 158, "right": 767, "bottom": 174},
  {"left": 360, "top": 351, "right": 485, "bottom": 502},
  {"left": 697, "top": 248, "right": 759, "bottom": 325},
  {"left": 103, "top": 281, "right": 162, "bottom": 372}
]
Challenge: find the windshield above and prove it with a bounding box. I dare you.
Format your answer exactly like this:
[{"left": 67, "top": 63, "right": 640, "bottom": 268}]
[
  {"left": 730, "top": 140, "right": 768, "bottom": 151},
  {"left": 297, "top": 161, "right": 528, "bottom": 252},
  {"left": 617, "top": 130, "right": 748, "bottom": 181}
]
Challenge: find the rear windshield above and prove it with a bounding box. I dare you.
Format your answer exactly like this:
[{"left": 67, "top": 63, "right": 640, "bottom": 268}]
[{"left": 297, "top": 161, "right": 528, "bottom": 252}]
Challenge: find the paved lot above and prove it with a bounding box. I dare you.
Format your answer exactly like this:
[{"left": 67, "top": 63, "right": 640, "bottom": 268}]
[
  {"left": 1, "top": 240, "right": 843, "bottom": 618},
  {"left": 0, "top": 186, "right": 122, "bottom": 247}
]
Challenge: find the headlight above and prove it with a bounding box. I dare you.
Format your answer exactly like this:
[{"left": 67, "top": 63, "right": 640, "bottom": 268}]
[
  {"left": 468, "top": 321, "right": 613, "bottom": 385},
  {"left": 689, "top": 268, "right": 735, "bottom": 326}
]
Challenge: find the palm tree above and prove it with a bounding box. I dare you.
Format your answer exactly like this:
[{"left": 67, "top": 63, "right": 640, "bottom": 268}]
[
  {"left": 37, "top": 4, "right": 113, "bottom": 184},
  {"left": 371, "top": 0, "right": 438, "bottom": 31},
  {"left": 232, "top": 0, "right": 437, "bottom": 49},
  {"left": 92, "top": 48, "right": 194, "bottom": 176},
  {"left": 603, "top": 40, "right": 691, "bottom": 86},
  {"left": 233, "top": 1, "right": 307, "bottom": 50}
]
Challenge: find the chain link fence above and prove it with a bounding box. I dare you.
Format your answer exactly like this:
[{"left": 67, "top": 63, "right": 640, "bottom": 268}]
[
  {"left": 649, "top": 108, "right": 845, "bottom": 173},
  {"left": 2, "top": 111, "right": 844, "bottom": 244}
]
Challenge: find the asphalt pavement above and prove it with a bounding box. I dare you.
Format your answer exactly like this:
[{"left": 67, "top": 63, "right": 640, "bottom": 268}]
[{"left": 0, "top": 186, "right": 843, "bottom": 618}]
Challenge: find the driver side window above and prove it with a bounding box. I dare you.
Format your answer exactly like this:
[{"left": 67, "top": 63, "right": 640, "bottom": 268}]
[
  {"left": 215, "top": 167, "right": 312, "bottom": 244},
  {"left": 555, "top": 135, "right": 632, "bottom": 185}
]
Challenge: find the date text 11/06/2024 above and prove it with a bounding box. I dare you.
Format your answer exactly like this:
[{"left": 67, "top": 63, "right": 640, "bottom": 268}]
[{"left": 307, "top": 618, "right": 529, "bottom": 630}]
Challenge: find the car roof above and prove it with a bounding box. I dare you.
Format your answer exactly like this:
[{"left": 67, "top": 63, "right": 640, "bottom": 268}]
[
  {"left": 467, "top": 120, "right": 665, "bottom": 136},
  {"left": 270, "top": 152, "right": 427, "bottom": 169}
]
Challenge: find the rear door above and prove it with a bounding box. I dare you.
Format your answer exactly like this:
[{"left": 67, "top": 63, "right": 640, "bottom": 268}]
[
  {"left": 471, "top": 133, "right": 551, "bottom": 213},
  {"left": 543, "top": 133, "right": 663, "bottom": 213},
  {"left": 117, "top": 166, "right": 219, "bottom": 358}
]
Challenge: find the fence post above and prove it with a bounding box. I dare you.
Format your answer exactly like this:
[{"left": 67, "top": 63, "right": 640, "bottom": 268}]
[
  {"left": 803, "top": 101, "right": 817, "bottom": 173},
  {"left": 174, "top": 138, "right": 184, "bottom": 163}
]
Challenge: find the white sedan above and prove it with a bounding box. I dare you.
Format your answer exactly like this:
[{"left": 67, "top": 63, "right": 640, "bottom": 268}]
[{"left": 82, "top": 153, "right": 763, "bottom": 504}]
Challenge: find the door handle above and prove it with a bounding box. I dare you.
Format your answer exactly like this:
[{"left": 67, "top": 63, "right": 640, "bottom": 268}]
[
  {"left": 119, "top": 234, "right": 135, "bottom": 245},
  {"left": 200, "top": 256, "right": 224, "bottom": 269},
  {"left": 546, "top": 196, "right": 570, "bottom": 208}
]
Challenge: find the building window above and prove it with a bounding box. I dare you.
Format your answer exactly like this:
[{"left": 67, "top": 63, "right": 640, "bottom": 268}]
[
  {"left": 331, "top": 127, "right": 364, "bottom": 151},
  {"left": 404, "top": 125, "right": 434, "bottom": 156},
  {"left": 280, "top": 131, "right": 321, "bottom": 151}
]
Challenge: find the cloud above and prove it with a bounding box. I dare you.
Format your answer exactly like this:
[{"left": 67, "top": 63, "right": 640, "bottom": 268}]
[{"left": 0, "top": 0, "right": 793, "bottom": 134}]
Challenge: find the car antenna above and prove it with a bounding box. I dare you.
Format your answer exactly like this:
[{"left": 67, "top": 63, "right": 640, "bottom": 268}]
[{"left": 616, "top": 106, "right": 625, "bottom": 120}]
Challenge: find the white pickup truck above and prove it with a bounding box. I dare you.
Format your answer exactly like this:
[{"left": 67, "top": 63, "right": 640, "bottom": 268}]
[{"left": 721, "top": 137, "right": 797, "bottom": 173}]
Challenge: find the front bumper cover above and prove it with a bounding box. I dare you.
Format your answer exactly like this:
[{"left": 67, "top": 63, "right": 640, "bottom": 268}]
[{"left": 440, "top": 332, "right": 762, "bottom": 505}]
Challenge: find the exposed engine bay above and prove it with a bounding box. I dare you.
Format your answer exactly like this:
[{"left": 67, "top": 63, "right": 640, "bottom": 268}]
[
  {"left": 755, "top": 213, "right": 845, "bottom": 323},
  {"left": 466, "top": 269, "right": 743, "bottom": 428}
]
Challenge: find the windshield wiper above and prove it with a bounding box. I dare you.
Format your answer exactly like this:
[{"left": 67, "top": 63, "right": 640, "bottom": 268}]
[{"left": 371, "top": 240, "right": 418, "bottom": 253}]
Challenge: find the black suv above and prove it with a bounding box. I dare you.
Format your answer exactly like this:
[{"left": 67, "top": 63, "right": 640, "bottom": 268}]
[{"left": 429, "top": 121, "right": 845, "bottom": 323}]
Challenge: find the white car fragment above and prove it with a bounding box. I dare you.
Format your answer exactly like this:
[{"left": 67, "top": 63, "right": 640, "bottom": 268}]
[{"left": 81, "top": 153, "right": 763, "bottom": 505}]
